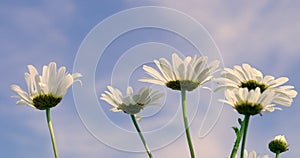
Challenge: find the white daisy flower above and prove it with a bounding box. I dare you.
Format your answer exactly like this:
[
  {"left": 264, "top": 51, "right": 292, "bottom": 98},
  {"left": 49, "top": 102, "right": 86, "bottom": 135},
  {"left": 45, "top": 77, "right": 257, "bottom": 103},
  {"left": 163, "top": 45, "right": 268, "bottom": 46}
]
[
  {"left": 100, "top": 86, "right": 164, "bottom": 115},
  {"left": 235, "top": 150, "right": 269, "bottom": 158},
  {"left": 220, "top": 87, "right": 280, "bottom": 116},
  {"left": 269, "top": 135, "right": 289, "bottom": 154},
  {"left": 11, "top": 62, "right": 82, "bottom": 110},
  {"left": 215, "top": 64, "right": 297, "bottom": 106},
  {"left": 139, "top": 53, "right": 220, "bottom": 91}
]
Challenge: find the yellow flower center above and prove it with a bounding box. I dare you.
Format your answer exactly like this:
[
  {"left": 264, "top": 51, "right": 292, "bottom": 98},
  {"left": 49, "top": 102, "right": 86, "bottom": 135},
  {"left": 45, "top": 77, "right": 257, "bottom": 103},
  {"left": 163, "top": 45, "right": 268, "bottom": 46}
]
[
  {"left": 166, "top": 80, "right": 200, "bottom": 91},
  {"left": 234, "top": 101, "right": 263, "bottom": 116},
  {"left": 239, "top": 80, "right": 268, "bottom": 92},
  {"left": 32, "top": 94, "right": 62, "bottom": 110},
  {"left": 119, "top": 103, "right": 144, "bottom": 114}
]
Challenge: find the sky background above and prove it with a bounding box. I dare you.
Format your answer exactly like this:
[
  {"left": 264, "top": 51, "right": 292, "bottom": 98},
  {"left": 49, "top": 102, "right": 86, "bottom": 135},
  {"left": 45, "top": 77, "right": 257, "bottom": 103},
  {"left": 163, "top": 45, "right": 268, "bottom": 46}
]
[{"left": 1, "top": 0, "right": 300, "bottom": 158}]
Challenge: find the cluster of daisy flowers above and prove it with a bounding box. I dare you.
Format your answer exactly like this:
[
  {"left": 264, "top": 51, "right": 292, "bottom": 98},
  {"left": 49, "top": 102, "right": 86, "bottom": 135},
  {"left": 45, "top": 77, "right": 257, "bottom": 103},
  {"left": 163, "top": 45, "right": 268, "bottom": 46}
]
[
  {"left": 214, "top": 64, "right": 296, "bottom": 158},
  {"left": 10, "top": 53, "right": 297, "bottom": 158}
]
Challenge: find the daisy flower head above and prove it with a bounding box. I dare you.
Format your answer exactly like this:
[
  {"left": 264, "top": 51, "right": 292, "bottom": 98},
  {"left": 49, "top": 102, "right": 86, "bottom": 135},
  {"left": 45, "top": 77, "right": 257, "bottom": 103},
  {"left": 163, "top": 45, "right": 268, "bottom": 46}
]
[
  {"left": 220, "top": 87, "right": 280, "bottom": 116},
  {"left": 139, "top": 53, "right": 220, "bottom": 91},
  {"left": 235, "top": 150, "right": 269, "bottom": 158},
  {"left": 269, "top": 135, "right": 289, "bottom": 154},
  {"left": 11, "top": 62, "right": 82, "bottom": 110},
  {"left": 215, "top": 64, "right": 297, "bottom": 106},
  {"left": 100, "top": 86, "right": 164, "bottom": 115}
]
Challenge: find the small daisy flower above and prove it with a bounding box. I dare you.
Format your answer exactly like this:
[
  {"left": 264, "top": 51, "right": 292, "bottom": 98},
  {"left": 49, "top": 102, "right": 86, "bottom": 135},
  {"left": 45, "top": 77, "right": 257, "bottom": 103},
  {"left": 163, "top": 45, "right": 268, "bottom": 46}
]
[
  {"left": 101, "top": 86, "right": 163, "bottom": 157},
  {"left": 100, "top": 86, "right": 164, "bottom": 115},
  {"left": 215, "top": 64, "right": 297, "bottom": 106},
  {"left": 139, "top": 53, "right": 220, "bottom": 91},
  {"left": 220, "top": 87, "right": 279, "bottom": 116},
  {"left": 11, "top": 62, "right": 82, "bottom": 110},
  {"left": 235, "top": 150, "right": 269, "bottom": 158},
  {"left": 269, "top": 135, "right": 289, "bottom": 154}
]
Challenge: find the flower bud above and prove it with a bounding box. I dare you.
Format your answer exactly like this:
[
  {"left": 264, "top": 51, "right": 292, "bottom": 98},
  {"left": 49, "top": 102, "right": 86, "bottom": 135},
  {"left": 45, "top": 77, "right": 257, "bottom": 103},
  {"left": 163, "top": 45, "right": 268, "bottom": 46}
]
[{"left": 268, "top": 135, "right": 289, "bottom": 154}]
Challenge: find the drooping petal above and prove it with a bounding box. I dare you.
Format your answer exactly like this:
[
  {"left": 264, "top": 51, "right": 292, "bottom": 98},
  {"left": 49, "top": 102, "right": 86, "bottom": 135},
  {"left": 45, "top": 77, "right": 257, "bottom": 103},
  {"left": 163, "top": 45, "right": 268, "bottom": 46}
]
[
  {"left": 154, "top": 59, "right": 174, "bottom": 81},
  {"left": 11, "top": 62, "right": 81, "bottom": 109},
  {"left": 143, "top": 65, "right": 166, "bottom": 82},
  {"left": 139, "top": 78, "right": 165, "bottom": 85},
  {"left": 100, "top": 86, "right": 164, "bottom": 115},
  {"left": 10, "top": 85, "right": 32, "bottom": 105},
  {"left": 270, "top": 77, "right": 289, "bottom": 87}
]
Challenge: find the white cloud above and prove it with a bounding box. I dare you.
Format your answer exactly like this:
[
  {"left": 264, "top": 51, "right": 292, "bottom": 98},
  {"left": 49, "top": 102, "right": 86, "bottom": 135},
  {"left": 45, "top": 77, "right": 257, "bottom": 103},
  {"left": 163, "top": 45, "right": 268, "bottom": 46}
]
[
  {"left": 147, "top": 1, "right": 300, "bottom": 70},
  {"left": 0, "top": 0, "right": 77, "bottom": 78}
]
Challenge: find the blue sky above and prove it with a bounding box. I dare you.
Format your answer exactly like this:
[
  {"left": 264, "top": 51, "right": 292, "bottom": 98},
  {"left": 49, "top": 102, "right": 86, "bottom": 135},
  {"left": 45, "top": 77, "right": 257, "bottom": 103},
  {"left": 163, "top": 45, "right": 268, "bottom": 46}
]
[{"left": 1, "top": 1, "right": 300, "bottom": 157}]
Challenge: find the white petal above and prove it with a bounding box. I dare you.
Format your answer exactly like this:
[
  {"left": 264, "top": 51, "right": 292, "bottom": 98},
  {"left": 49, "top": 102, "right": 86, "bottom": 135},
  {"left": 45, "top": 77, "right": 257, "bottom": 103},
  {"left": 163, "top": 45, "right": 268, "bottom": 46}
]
[
  {"left": 27, "top": 65, "right": 39, "bottom": 76},
  {"left": 275, "top": 88, "right": 297, "bottom": 98},
  {"left": 143, "top": 65, "right": 166, "bottom": 82},
  {"left": 100, "top": 95, "right": 119, "bottom": 108},
  {"left": 248, "top": 88, "right": 260, "bottom": 103},
  {"left": 10, "top": 85, "right": 33, "bottom": 106},
  {"left": 262, "top": 75, "right": 275, "bottom": 85},
  {"left": 139, "top": 78, "right": 165, "bottom": 85},
  {"left": 177, "top": 63, "right": 185, "bottom": 80},
  {"left": 272, "top": 96, "right": 292, "bottom": 106},
  {"left": 55, "top": 74, "right": 73, "bottom": 96},
  {"left": 263, "top": 104, "right": 280, "bottom": 112},
  {"left": 41, "top": 65, "right": 48, "bottom": 84},
  {"left": 138, "top": 87, "right": 150, "bottom": 103},
  {"left": 270, "top": 77, "right": 289, "bottom": 87},
  {"left": 259, "top": 91, "right": 274, "bottom": 106},
  {"left": 207, "top": 60, "right": 220, "bottom": 73},
  {"left": 242, "top": 64, "right": 255, "bottom": 80},
  {"left": 248, "top": 150, "right": 256, "bottom": 158},
  {"left": 196, "top": 67, "right": 211, "bottom": 83},
  {"left": 185, "top": 62, "right": 193, "bottom": 80},
  {"left": 214, "top": 78, "right": 239, "bottom": 86},
  {"left": 233, "top": 65, "right": 247, "bottom": 81},
  {"left": 192, "top": 56, "right": 207, "bottom": 77},
  {"left": 15, "top": 100, "right": 35, "bottom": 108},
  {"left": 154, "top": 59, "right": 173, "bottom": 81},
  {"left": 219, "top": 99, "right": 235, "bottom": 107},
  {"left": 110, "top": 107, "right": 122, "bottom": 112},
  {"left": 279, "top": 85, "right": 294, "bottom": 90},
  {"left": 222, "top": 68, "right": 243, "bottom": 82},
  {"left": 184, "top": 56, "right": 192, "bottom": 63},
  {"left": 72, "top": 73, "right": 82, "bottom": 80},
  {"left": 172, "top": 53, "right": 183, "bottom": 79},
  {"left": 24, "top": 73, "right": 35, "bottom": 96},
  {"left": 127, "top": 87, "right": 133, "bottom": 96},
  {"left": 149, "top": 92, "right": 164, "bottom": 103}
]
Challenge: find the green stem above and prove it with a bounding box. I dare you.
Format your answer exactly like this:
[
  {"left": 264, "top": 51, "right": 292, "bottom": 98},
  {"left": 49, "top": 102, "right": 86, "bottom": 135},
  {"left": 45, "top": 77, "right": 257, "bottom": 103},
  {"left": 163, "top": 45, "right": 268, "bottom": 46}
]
[
  {"left": 181, "top": 89, "right": 195, "bottom": 158},
  {"left": 130, "top": 115, "right": 153, "bottom": 158},
  {"left": 230, "top": 119, "right": 244, "bottom": 158},
  {"left": 46, "top": 108, "right": 59, "bottom": 158},
  {"left": 240, "top": 115, "right": 250, "bottom": 158},
  {"left": 275, "top": 151, "right": 280, "bottom": 158}
]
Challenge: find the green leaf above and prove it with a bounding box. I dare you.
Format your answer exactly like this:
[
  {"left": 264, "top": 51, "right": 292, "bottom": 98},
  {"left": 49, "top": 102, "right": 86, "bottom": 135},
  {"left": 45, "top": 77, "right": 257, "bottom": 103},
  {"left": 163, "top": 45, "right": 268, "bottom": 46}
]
[
  {"left": 238, "top": 118, "right": 243, "bottom": 125},
  {"left": 232, "top": 126, "right": 240, "bottom": 136}
]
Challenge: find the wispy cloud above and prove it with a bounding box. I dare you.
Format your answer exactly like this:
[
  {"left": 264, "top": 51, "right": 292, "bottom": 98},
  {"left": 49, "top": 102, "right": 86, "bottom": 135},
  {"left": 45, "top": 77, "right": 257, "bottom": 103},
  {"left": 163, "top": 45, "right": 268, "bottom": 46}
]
[
  {"left": 2, "top": 1, "right": 300, "bottom": 158},
  {"left": 152, "top": 1, "right": 300, "bottom": 70}
]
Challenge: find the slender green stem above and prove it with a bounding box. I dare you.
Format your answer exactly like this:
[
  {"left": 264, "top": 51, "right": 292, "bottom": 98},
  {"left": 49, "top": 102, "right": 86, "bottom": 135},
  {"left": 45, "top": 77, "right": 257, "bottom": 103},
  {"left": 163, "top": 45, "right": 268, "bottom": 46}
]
[
  {"left": 240, "top": 115, "right": 250, "bottom": 158},
  {"left": 46, "top": 108, "right": 59, "bottom": 158},
  {"left": 230, "top": 130, "right": 242, "bottom": 158},
  {"left": 130, "top": 115, "right": 153, "bottom": 158},
  {"left": 230, "top": 120, "right": 244, "bottom": 158},
  {"left": 181, "top": 89, "right": 195, "bottom": 158},
  {"left": 275, "top": 151, "right": 280, "bottom": 158}
]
